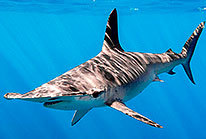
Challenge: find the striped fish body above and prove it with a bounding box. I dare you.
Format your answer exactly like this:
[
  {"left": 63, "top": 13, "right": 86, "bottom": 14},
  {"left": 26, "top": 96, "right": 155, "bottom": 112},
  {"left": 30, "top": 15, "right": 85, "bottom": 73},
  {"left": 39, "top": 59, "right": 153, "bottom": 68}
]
[
  {"left": 41, "top": 48, "right": 190, "bottom": 109},
  {"left": 4, "top": 9, "right": 204, "bottom": 128},
  {"left": 91, "top": 50, "right": 185, "bottom": 103},
  {"left": 3, "top": 50, "right": 183, "bottom": 110}
]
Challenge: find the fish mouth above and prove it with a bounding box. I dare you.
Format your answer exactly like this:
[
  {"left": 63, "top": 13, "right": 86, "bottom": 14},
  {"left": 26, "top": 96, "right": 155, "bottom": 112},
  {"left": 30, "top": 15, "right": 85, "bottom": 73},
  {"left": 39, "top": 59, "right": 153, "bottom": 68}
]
[{"left": 43, "top": 101, "right": 63, "bottom": 106}]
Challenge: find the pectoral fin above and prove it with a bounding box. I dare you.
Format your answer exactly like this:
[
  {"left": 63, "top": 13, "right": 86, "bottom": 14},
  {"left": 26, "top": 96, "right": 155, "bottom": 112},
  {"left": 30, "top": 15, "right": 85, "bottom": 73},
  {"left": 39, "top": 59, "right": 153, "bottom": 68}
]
[
  {"left": 106, "top": 101, "right": 163, "bottom": 128},
  {"left": 71, "top": 109, "right": 91, "bottom": 126}
]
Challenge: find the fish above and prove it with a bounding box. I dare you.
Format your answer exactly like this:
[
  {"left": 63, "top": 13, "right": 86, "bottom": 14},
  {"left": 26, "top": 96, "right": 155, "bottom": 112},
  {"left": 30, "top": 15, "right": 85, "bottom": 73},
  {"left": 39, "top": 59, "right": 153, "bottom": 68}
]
[{"left": 4, "top": 9, "right": 205, "bottom": 128}]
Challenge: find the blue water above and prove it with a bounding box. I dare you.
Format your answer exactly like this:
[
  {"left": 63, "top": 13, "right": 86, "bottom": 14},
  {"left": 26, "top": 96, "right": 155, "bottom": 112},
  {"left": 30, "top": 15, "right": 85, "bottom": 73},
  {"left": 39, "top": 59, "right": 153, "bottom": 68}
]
[{"left": 0, "top": 1, "right": 206, "bottom": 139}]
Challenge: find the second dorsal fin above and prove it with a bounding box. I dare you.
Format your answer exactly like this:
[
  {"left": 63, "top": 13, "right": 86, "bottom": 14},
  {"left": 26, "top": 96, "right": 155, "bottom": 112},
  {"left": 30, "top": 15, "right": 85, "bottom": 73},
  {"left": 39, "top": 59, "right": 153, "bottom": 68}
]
[
  {"left": 166, "top": 48, "right": 174, "bottom": 54},
  {"left": 102, "top": 8, "right": 124, "bottom": 53}
]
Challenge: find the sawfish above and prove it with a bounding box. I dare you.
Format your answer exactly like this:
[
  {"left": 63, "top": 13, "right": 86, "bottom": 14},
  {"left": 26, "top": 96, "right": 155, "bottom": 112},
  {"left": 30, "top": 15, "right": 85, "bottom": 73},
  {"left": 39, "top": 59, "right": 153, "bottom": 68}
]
[{"left": 4, "top": 9, "right": 205, "bottom": 128}]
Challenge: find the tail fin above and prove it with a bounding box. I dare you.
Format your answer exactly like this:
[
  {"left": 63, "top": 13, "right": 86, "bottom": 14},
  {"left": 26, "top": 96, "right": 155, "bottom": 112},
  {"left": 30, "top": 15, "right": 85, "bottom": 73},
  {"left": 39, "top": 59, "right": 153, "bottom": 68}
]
[{"left": 181, "top": 22, "right": 205, "bottom": 84}]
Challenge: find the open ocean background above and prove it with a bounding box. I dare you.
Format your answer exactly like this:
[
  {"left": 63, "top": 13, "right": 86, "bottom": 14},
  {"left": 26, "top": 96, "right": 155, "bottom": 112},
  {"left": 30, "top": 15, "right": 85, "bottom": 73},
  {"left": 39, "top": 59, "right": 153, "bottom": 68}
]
[{"left": 0, "top": 0, "right": 206, "bottom": 139}]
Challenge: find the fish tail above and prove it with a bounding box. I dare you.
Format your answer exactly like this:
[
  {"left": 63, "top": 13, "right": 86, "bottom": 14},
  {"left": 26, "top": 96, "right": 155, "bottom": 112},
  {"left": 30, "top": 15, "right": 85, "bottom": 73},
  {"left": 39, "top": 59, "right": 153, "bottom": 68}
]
[{"left": 181, "top": 21, "right": 205, "bottom": 84}]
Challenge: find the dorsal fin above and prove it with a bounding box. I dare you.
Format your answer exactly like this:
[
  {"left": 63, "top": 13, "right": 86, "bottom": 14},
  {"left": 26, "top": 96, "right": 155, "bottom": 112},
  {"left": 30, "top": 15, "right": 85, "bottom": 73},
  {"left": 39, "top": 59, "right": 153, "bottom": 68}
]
[
  {"left": 166, "top": 48, "right": 173, "bottom": 53},
  {"left": 102, "top": 8, "right": 124, "bottom": 53}
]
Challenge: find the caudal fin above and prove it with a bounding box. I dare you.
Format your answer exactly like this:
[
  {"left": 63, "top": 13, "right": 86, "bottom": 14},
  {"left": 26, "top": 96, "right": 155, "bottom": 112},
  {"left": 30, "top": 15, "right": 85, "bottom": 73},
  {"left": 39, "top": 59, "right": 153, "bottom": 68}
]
[{"left": 181, "top": 22, "right": 205, "bottom": 84}]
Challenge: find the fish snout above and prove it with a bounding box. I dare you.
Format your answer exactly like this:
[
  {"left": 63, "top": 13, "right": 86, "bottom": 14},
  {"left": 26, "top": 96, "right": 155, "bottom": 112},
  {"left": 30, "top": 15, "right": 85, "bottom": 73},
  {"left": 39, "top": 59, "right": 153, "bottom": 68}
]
[{"left": 4, "top": 93, "right": 21, "bottom": 100}]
